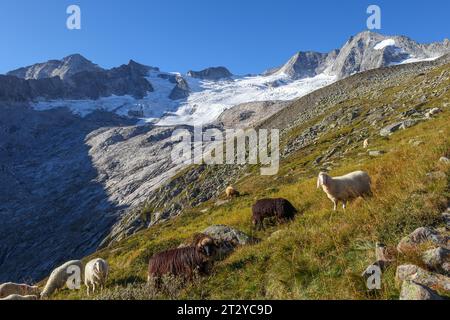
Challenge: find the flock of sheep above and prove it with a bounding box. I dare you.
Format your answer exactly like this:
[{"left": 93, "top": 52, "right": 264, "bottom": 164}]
[
  {"left": 0, "top": 170, "right": 372, "bottom": 300},
  {"left": 0, "top": 258, "right": 109, "bottom": 300}
]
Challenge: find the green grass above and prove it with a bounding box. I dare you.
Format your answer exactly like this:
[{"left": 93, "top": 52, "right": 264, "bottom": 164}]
[{"left": 50, "top": 64, "right": 450, "bottom": 300}]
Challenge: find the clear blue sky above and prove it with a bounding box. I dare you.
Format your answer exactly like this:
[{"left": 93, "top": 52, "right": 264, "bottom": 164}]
[{"left": 1, "top": 0, "right": 449, "bottom": 75}]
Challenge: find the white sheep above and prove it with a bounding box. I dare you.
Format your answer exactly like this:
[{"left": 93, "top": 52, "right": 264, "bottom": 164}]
[
  {"left": 225, "top": 186, "right": 240, "bottom": 198},
  {"left": 0, "top": 282, "right": 39, "bottom": 298},
  {"left": 0, "top": 294, "right": 38, "bottom": 300},
  {"left": 317, "top": 170, "right": 372, "bottom": 211},
  {"left": 41, "top": 260, "right": 83, "bottom": 299},
  {"left": 363, "top": 139, "right": 369, "bottom": 149},
  {"left": 84, "top": 258, "right": 109, "bottom": 295}
]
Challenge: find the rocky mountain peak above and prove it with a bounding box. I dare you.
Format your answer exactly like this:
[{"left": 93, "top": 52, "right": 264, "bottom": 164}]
[
  {"left": 127, "top": 60, "right": 160, "bottom": 75},
  {"left": 7, "top": 54, "right": 102, "bottom": 80},
  {"left": 275, "top": 51, "right": 330, "bottom": 79},
  {"left": 267, "top": 31, "right": 450, "bottom": 80},
  {"left": 331, "top": 32, "right": 425, "bottom": 78}
]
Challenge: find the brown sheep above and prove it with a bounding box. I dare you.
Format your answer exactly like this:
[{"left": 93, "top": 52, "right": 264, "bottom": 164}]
[
  {"left": 148, "top": 235, "right": 217, "bottom": 284},
  {"left": 225, "top": 186, "right": 240, "bottom": 198},
  {"left": 252, "top": 198, "right": 298, "bottom": 230}
]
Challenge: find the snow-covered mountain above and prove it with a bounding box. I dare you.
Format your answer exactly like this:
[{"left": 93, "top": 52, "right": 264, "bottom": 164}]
[
  {"left": 330, "top": 31, "right": 450, "bottom": 78},
  {"left": 2, "top": 31, "right": 449, "bottom": 125}
]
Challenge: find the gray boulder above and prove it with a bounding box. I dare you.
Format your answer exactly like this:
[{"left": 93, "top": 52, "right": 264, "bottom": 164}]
[
  {"left": 202, "top": 225, "right": 257, "bottom": 246},
  {"left": 422, "top": 247, "right": 450, "bottom": 275},
  {"left": 397, "top": 227, "right": 449, "bottom": 253},
  {"left": 202, "top": 225, "right": 258, "bottom": 258},
  {"left": 399, "top": 280, "right": 443, "bottom": 300},
  {"left": 380, "top": 119, "right": 418, "bottom": 137},
  {"left": 425, "top": 107, "right": 441, "bottom": 118},
  {"left": 395, "top": 264, "right": 450, "bottom": 292}
]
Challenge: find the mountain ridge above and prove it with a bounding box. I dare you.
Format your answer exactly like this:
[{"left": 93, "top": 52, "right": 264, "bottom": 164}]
[{"left": 1, "top": 31, "right": 449, "bottom": 126}]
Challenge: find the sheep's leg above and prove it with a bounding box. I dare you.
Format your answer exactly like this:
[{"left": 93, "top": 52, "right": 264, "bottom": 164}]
[
  {"left": 92, "top": 282, "right": 96, "bottom": 294},
  {"left": 333, "top": 200, "right": 338, "bottom": 211},
  {"left": 364, "top": 189, "right": 373, "bottom": 198},
  {"left": 342, "top": 201, "right": 347, "bottom": 210},
  {"left": 86, "top": 284, "right": 90, "bottom": 296}
]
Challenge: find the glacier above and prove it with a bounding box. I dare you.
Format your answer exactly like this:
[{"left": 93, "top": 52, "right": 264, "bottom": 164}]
[{"left": 32, "top": 70, "right": 337, "bottom": 126}]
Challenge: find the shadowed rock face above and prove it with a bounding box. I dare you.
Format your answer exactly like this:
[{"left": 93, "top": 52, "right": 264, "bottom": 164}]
[
  {"left": 0, "top": 104, "right": 185, "bottom": 283},
  {"left": 169, "top": 75, "right": 191, "bottom": 100},
  {"left": 187, "top": 67, "right": 232, "bottom": 80},
  {"left": 275, "top": 51, "right": 332, "bottom": 79},
  {"left": 0, "top": 105, "right": 129, "bottom": 282},
  {"left": 0, "top": 75, "right": 66, "bottom": 101}
]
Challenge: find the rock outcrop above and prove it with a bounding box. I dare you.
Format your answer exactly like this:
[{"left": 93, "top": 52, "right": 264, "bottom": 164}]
[
  {"left": 169, "top": 75, "right": 191, "bottom": 100},
  {"left": 187, "top": 67, "right": 232, "bottom": 80},
  {"left": 201, "top": 225, "right": 258, "bottom": 258},
  {"left": 379, "top": 119, "right": 419, "bottom": 137},
  {"left": 399, "top": 281, "right": 443, "bottom": 300},
  {"left": 422, "top": 247, "right": 450, "bottom": 275},
  {"left": 397, "top": 227, "right": 449, "bottom": 253},
  {"left": 273, "top": 51, "right": 334, "bottom": 79},
  {"left": 215, "top": 101, "right": 290, "bottom": 129}
]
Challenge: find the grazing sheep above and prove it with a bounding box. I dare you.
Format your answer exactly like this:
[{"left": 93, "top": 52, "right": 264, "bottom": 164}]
[
  {"left": 84, "top": 258, "right": 109, "bottom": 295},
  {"left": 0, "top": 294, "right": 38, "bottom": 300},
  {"left": 0, "top": 282, "right": 39, "bottom": 298},
  {"left": 363, "top": 139, "right": 369, "bottom": 149},
  {"left": 225, "top": 186, "right": 240, "bottom": 198},
  {"left": 148, "top": 235, "right": 217, "bottom": 283},
  {"left": 252, "top": 198, "right": 298, "bottom": 230},
  {"left": 189, "top": 234, "right": 218, "bottom": 257},
  {"left": 41, "top": 260, "right": 82, "bottom": 298},
  {"left": 317, "top": 170, "right": 372, "bottom": 211}
]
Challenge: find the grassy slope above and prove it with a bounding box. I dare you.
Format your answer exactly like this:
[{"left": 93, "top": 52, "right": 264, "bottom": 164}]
[{"left": 54, "top": 64, "right": 450, "bottom": 300}]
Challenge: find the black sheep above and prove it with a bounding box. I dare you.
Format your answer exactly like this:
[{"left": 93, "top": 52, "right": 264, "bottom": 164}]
[
  {"left": 252, "top": 198, "right": 297, "bottom": 230},
  {"left": 148, "top": 235, "right": 217, "bottom": 284}
]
